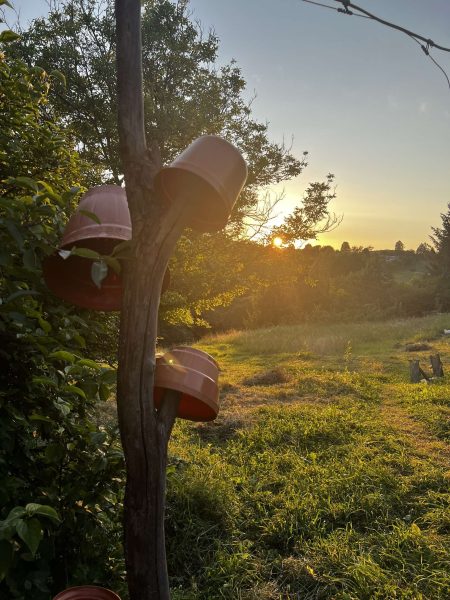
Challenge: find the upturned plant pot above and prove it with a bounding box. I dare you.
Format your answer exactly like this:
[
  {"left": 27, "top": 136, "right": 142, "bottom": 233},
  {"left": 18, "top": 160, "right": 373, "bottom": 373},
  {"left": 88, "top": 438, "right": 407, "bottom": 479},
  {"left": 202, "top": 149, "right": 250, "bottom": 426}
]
[
  {"left": 60, "top": 185, "right": 132, "bottom": 250},
  {"left": 154, "top": 347, "right": 220, "bottom": 422},
  {"left": 155, "top": 135, "right": 247, "bottom": 232},
  {"left": 172, "top": 345, "right": 219, "bottom": 369},
  {"left": 165, "top": 346, "right": 219, "bottom": 381},
  {"left": 43, "top": 185, "right": 170, "bottom": 310},
  {"left": 52, "top": 586, "right": 121, "bottom": 599}
]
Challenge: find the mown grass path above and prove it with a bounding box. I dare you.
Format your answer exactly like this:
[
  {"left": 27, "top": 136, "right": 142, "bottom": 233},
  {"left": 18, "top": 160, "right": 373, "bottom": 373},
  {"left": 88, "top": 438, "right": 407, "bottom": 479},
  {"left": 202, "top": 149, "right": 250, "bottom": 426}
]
[{"left": 380, "top": 398, "right": 450, "bottom": 469}]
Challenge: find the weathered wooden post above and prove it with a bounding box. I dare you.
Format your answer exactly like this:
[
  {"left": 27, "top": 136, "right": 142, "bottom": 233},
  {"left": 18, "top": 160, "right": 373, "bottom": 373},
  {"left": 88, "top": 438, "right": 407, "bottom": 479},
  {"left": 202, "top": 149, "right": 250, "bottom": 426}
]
[
  {"left": 114, "top": 1, "right": 187, "bottom": 596},
  {"left": 114, "top": 2, "right": 246, "bottom": 598}
]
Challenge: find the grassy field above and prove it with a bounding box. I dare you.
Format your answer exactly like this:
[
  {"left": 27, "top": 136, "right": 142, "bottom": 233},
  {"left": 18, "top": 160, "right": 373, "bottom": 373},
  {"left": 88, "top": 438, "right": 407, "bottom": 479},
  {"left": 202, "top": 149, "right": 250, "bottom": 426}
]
[{"left": 164, "top": 314, "right": 450, "bottom": 599}]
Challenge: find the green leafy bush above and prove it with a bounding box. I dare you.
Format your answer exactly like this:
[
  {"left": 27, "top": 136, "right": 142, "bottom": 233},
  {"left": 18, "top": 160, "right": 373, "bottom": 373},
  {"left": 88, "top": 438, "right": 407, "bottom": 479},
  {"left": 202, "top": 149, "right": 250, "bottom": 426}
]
[{"left": 0, "top": 28, "right": 125, "bottom": 599}]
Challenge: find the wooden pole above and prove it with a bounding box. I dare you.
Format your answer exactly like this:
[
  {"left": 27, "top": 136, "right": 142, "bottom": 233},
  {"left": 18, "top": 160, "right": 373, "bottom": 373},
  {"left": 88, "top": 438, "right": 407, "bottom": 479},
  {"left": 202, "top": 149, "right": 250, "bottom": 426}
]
[{"left": 114, "top": 1, "right": 185, "bottom": 597}]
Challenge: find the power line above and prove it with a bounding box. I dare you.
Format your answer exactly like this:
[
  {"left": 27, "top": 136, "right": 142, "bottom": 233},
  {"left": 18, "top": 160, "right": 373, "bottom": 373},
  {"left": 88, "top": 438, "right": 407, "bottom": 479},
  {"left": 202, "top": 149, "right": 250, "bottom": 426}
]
[
  {"left": 427, "top": 51, "right": 450, "bottom": 91},
  {"left": 331, "top": 1, "right": 450, "bottom": 53},
  {"left": 302, "top": 0, "right": 450, "bottom": 93},
  {"left": 302, "top": 0, "right": 339, "bottom": 12},
  {"left": 301, "top": 0, "right": 370, "bottom": 19}
]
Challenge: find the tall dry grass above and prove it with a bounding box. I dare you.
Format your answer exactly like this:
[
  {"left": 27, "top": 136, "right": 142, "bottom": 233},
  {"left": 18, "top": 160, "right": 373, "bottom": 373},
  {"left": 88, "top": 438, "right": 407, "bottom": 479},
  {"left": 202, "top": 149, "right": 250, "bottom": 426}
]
[{"left": 201, "top": 313, "right": 450, "bottom": 357}]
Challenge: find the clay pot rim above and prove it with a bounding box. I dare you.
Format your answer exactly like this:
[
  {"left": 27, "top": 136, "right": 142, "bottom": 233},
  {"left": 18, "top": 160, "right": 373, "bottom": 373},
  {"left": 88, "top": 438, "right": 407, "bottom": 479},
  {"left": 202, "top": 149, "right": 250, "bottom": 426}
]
[
  {"left": 156, "top": 362, "right": 217, "bottom": 384},
  {"left": 154, "top": 363, "right": 219, "bottom": 410},
  {"left": 52, "top": 585, "right": 121, "bottom": 599},
  {"left": 61, "top": 227, "right": 132, "bottom": 248},
  {"left": 162, "top": 349, "right": 219, "bottom": 380},
  {"left": 82, "top": 184, "right": 126, "bottom": 196},
  {"left": 171, "top": 346, "right": 219, "bottom": 367}
]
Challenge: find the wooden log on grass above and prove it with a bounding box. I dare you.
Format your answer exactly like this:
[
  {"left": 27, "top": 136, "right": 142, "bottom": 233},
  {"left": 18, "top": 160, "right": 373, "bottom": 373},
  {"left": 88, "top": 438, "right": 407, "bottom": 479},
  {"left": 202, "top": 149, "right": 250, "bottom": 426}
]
[{"left": 430, "top": 353, "right": 444, "bottom": 377}]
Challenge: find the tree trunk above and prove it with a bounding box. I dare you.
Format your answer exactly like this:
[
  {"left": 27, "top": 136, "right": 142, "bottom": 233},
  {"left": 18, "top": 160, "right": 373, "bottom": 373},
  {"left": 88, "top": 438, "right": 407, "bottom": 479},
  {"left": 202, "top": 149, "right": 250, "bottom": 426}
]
[
  {"left": 117, "top": 221, "right": 186, "bottom": 600},
  {"left": 114, "top": 1, "right": 187, "bottom": 597}
]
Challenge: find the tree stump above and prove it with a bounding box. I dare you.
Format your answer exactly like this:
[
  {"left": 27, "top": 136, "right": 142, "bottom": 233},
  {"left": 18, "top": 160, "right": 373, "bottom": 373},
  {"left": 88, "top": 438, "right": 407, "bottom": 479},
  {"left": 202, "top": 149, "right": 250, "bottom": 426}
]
[
  {"left": 409, "top": 360, "right": 430, "bottom": 383},
  {"left": 430, "top": 353, "right": 444, "bottom": 377}
]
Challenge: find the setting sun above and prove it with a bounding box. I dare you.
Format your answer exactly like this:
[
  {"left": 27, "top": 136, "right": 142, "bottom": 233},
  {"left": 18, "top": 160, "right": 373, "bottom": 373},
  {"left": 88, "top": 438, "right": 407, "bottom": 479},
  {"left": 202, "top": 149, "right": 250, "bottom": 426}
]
[{"left": 273, "top": 236, "right": 284, "bottom": 248}]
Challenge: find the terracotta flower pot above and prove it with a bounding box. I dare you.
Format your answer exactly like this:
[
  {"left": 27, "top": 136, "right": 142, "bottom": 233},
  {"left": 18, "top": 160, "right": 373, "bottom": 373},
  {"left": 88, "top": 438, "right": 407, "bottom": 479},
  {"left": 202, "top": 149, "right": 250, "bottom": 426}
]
[
  {"left": 52, "top": 585, "right": 121, "bottom": 599},
  {"left": 155, "top": 135, "right": 247, "bottom": 232},
  {"left": 43, "top": 185, "right": 170, "bottom": 310},
  {"left": 60, "top": 185, "right": 132, "bottom": 251},
  {"left": 165, "top": 347, "right": 219, "bottom": 381},
  {"left": 154, "top": 348, "right": 220, "bottom": 422},
  {"left": 172, "top": 345, "right": 219, "bottom": 369}
]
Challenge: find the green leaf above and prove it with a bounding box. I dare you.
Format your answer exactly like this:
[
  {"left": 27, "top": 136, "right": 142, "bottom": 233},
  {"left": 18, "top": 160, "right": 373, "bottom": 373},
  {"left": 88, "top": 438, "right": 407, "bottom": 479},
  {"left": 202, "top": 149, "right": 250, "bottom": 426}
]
[
  {"left": 38, "top": 317, "right": 52, "bottom": 333},
  {"left": 63, "top": 384, "right": 86, "bottom": 399},
  {"left": 111, "top": 239, "right": 133, "bottom": 257},
  {"left": 5, "top": 219, "right": 24, "bottom": 250},
  {"left": 78, "top": 358, "right": 102, "bottom": 370},
  {"left": 61, "top": 187, "right": 81, "bottom": 204},
  {"left": 23, "top": 248, "right": 37, "bottom": 269},
  {"left": 30, "top": 66, "right": 45, "bottom": 77},
  {"left": 70, "top": 247, "right": 100, "bottom": 260},
  {"left": 50, "top": 69, "right": 66, "bottom": 87},
  {"left": 99, "top": 368, "right": 117, "bottom": 385},
  {"left": 29, "top": 413, "right": 53, "bottom": 423},
  {"left": 49, "top": 350, "right": 77, "bottom": 362},
  {"left": 4, "top": 507, "right": 26, "bottom": 523},
  {"left": 0, "top": 540, "right": 13, "bottom": 582},
  {"left": 4, "top": 289, "right": 40, "bottom": 304},
  {"left": 25, "top": 504, "right": 61, "bottom": 525},
  {"left": 73, "top": 334, "right": 86, "bottom": 348},
  {"left": 91, "top": 260, "right": 108, "bottom": 289},
  {"left": 32, "top": 376, "right": 57, "bottom": 387},
  {"left": 16, "top": 518, "right": 43, "bottom": 557},
  {"left": 0, "top": 29, "right": 20, "bottom": 43},
  {"left": 78, "top": 209, "right": 101, "bottom": 224},
  {"left": 37, "top": 180, "right": 62, "bottom": 204},
  {"left": 8, "top": 176, "right": 38, "bottom": 192},
  {"left": 90, "top": 431, "right": 107, "bottom": 445},
  {"left": 103, "top": 255, "right": 121, "bottom": 274},
  {"left": 98, "top": 383, "right": 111, "bottom": 402}
]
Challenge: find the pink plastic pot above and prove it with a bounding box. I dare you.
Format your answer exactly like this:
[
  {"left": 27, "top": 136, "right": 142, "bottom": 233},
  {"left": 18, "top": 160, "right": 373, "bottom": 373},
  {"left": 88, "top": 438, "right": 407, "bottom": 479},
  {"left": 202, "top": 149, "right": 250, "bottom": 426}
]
[
  {"left": 43, "top": 185, "right": 170, "bottom": 310},
  {"left": 154, "top": 348, "right": 220, "bottom": 422},
  {"left": 52, "top": 586, "right": 121, "bottom": 600},
  {"left": 155, "top": 135, "right": 247, "bottom": 232}
]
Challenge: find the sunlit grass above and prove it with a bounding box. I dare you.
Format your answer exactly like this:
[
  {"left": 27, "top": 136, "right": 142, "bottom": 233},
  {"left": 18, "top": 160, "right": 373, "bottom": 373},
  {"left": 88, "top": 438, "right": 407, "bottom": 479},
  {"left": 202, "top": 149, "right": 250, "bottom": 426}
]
[
  {"left": 165, "top": 313, "right": 450, "bottom": 599},
  {"left": 199, "top": 313, "right": 450, "bottom": 358}
]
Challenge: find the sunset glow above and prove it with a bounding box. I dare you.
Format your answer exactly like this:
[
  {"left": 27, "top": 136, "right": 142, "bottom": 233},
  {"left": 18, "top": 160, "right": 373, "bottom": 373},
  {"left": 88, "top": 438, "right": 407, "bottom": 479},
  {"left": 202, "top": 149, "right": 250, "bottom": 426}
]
[{"left": 273, "top": 236, "right": 283, "bottom": 248}]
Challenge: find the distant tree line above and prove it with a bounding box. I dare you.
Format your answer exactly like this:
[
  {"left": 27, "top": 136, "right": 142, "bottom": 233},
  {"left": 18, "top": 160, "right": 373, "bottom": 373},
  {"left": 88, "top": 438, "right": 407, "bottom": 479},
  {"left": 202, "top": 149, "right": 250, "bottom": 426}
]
[{"left": 191, "top": 238, "right": 448, "bottom": 338}]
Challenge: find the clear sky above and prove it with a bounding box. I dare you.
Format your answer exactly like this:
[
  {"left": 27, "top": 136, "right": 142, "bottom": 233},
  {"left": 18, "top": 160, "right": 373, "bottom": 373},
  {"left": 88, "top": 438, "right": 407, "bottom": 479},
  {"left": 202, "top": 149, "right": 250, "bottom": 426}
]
[{"left": 12, "top": 0, "right": 450, "bottom": 249}]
